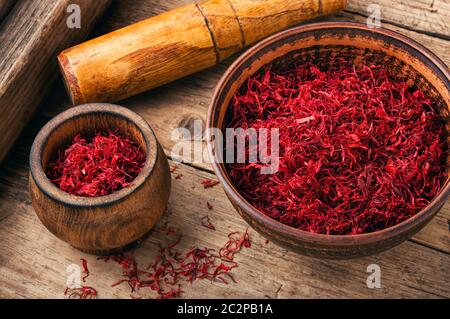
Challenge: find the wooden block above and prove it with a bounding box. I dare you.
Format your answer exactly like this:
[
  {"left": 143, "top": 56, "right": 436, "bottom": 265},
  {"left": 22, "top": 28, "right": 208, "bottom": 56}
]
[{"left": 0, "top": 0, "right": 111, "bottom": 164}]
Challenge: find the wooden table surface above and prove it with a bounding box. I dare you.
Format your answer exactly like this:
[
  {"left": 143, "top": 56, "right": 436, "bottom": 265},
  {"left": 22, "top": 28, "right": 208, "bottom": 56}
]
[{"left": 0, "top": 0, "right": 449, "bottom": 298}]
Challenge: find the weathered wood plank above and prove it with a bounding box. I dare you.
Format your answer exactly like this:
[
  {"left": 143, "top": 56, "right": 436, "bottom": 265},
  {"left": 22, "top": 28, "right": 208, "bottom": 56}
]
[
  {"left": 0, "top": 0, "right": 111, "bottom": 164},
  {"left": 0, "top": 143, "right": 448, "bottom": 298},
  {"left": 0, "top": 0, "right": 448, "bottom": 298},
  {"left": 346, "top": 0, "right": 450, "bottom": 39}
]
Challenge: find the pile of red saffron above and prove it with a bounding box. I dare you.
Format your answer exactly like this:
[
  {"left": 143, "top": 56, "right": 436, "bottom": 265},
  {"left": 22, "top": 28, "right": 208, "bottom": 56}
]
[
  {"left": 227, "top": 58, "right": 447, "bottom": 235},
  {"left": 47, "top": 131, "right": 146, "bottom": 197}
]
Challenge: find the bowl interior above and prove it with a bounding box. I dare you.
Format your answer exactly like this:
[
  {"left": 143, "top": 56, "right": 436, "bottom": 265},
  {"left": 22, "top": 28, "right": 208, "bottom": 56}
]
[
  {"left": 42, "top": 113, "right": 148, "bottom": 170},
  {"left": 210, "top": 23, "right": 450, "bottom": 238},
  {"left": 30, "top": 104, "right": 157, "bottom": 206}
]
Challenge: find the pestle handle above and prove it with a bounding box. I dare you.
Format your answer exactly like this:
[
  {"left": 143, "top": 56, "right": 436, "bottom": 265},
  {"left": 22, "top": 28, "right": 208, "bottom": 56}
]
[{"left": 58, "top": 0, "right": 347, "bottom": 104}]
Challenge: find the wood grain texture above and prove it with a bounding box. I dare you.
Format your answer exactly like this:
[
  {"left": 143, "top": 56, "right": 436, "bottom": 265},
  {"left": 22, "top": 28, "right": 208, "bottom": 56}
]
[
  {"left": 58, "top": 0, "right": 347, "bottom": 104},
  {"left": 0, "top": 0, "right": 111, "bottom": 164},
  {"left": 346, "top": 0, "right": 450, "bottom": 39},
  {"left": 0, "top": 0, "right": 15, "bottom": 23}
]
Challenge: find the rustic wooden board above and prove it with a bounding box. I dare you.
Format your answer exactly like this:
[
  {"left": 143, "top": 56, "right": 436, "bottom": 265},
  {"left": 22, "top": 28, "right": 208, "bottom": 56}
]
[
  {"left": 0, "top": 0, "right": 111, "bottom": 164},
  {"left": 0, "top": 0, "right": 449, "bottom": 298}
]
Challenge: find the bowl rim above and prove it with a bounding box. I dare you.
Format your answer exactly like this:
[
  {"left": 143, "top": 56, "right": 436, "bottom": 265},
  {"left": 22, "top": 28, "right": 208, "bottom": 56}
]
[
  {"left": 30, "top": 103, "right": 158, "bottom": 208},
  {"left": 207, "top": 21, "right": 450, "bottom": 245}
]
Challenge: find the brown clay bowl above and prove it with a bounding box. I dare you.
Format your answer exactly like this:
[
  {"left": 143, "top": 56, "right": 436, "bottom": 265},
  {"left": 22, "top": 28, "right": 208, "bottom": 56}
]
[
  {"left": 207, "top": 22, "right": 450, "bottom": 259},
  {"left": 29, "top": 103, "right": 171, "bottom": 255}
]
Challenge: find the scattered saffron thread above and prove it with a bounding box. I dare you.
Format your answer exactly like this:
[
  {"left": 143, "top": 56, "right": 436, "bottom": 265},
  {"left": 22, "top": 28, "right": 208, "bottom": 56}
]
[
  {"left": 201, "top": 179, "right": 220, "bottom": 189},
  {"left": 219, "top": 228, "right": 251, "bottom": 261},
  {"left": 93, "top": 225, "right": 250, "bottom": 299},
  {"left": 64, "top": 259, "right": 97, "bottom": 299},
  {"left": 162, "top": 221, "right": 178, "bottom": 236},
  {"left": 64, "top": 286, "right": 98, "bottom": 299},
  {"left": 80, "top": 258, "right": 89, "bottom": 282}
]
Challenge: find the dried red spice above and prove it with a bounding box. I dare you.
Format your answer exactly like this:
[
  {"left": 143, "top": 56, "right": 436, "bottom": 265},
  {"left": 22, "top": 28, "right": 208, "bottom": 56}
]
[
  {"left": 175, "top": 173, "right": 183, "bottom": 180},
  {"left": 47, "top": 130, "right": 146, "bottom": 197},
  {"left": 157, "top": 286, "right": 182, "bottom": 299},
  {"left": 206, "top": 201, "right": 213, "bottom": 210},
  {"left": 201, "top": 213, "right": 216, "bottom": 230},
  {"left": 80, "top": 258, "right": 90, "bottom": 282},
  {"left": 219, "top": 229, "right": 251, "bottom": 261},
  {"left": 201, "top": 179, "right": 220, "bottom": 188},
  {"left": 98, "top": 253, "right": 148, "bottom": 294},
  {"left": 227, "top": 59, "right": 447, "bottom": 235},
  {"left": 64, "top": 286, "right": 97, "bottom": 299},
  {"left": 162, "top": 221, "right": 179, "bottom": 236}
]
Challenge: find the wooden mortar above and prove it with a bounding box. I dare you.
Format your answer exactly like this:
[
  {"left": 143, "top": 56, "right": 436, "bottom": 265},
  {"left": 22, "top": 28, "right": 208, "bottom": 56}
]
[
  {"left": 29, "top": 103, "right": 171, "bottom": 255},
  {"left": 58, "top": 0, "right": 347, "bottom": 104}
]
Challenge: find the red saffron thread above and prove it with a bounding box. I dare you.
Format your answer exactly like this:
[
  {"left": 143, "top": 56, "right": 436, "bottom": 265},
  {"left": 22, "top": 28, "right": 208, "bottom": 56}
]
[
  {"left": 201, "top": 179, "right": 220, "bottom": 188},
  {"left": 201, "top": 214, "right": 216, "bottom": 230},
  {"left": 219, "top": 229, "right": 251, "bottom": 261},
  {"left": 64, "top": 286, "right": 97, "bottom": 299},
  {"left": 47, "top": 130, "right": 146, "bottom": 197},
  {"left": 227, "top": 59, "right": 447, "bottom": 235},
  {"left": 206, "top": 201, "right": 213, "bottom": 210}
]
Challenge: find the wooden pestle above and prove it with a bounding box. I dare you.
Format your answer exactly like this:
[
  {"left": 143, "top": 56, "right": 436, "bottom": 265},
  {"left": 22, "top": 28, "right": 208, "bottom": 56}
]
[{"left": 59, "top": 0, "right": 347, "bottom": 104}]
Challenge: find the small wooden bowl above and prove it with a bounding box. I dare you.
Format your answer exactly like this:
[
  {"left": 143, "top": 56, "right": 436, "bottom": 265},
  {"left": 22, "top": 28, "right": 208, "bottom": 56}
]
[
  {"left": 29, "top": 103, "right": 171, "bottom": 254},
  {"left": 207, "top": 22, "right": 450, "bottom": 259}
]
